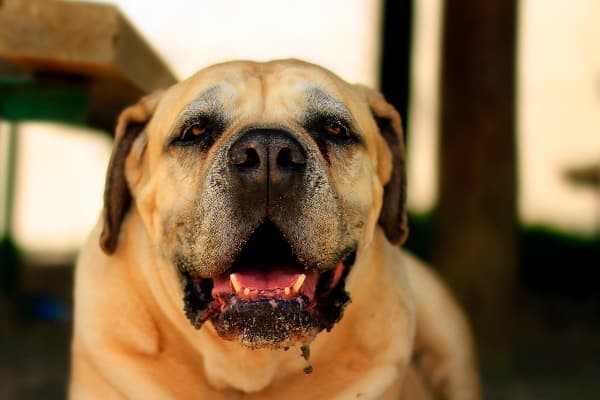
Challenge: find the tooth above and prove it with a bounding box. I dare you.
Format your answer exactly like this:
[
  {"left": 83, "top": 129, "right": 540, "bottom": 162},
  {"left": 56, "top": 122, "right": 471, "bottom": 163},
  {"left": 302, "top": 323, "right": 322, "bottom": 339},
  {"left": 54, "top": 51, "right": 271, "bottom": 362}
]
[
  {"left": 244, "top": 287, "right": 250, "bottom": 296},
  {"left": 284, "top": 287, "right": 291, "bottom": 295},
  {"left": 292, "top": 274, "right": 306, "bottom": 293},
  {"left": 230, "top": 274, "right": 242, "bottom": 292}
]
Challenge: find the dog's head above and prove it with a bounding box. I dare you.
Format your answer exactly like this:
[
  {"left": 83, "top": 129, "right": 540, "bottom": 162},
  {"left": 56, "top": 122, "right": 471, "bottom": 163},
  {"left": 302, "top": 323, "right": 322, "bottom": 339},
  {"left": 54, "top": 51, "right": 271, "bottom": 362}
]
[{"left": 100, "top": 60, "right": 407, "bottom": 349}]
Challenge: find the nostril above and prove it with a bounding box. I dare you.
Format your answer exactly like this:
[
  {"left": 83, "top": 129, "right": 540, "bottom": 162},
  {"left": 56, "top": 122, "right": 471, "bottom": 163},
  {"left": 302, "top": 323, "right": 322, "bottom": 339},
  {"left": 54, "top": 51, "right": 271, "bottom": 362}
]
[
  {"left": 230, "top": 147, "right": 260, "bottom": 169},
  {"left": 276, "top": 148, "right": 305, "bottom": 172},
  {"left": 240, "top": 148, "right": 260, "bottom": 168}
]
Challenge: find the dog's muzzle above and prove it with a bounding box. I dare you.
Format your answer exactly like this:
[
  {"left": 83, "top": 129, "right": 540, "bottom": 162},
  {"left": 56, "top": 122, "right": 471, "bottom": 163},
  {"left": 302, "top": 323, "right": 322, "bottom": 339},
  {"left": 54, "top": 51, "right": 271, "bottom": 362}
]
[{"left": 181, "top": 129, "right": 355, "bottom": 349}]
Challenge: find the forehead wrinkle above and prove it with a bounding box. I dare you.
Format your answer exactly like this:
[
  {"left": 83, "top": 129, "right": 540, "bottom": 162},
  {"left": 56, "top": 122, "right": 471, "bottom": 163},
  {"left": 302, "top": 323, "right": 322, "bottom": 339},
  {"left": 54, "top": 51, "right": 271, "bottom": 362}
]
[
  {"left": 175, "top": 85, "right": 226, "bottom": 126},
  {"left": 305, "top": 87, "right": 352, "bottom": 120}
]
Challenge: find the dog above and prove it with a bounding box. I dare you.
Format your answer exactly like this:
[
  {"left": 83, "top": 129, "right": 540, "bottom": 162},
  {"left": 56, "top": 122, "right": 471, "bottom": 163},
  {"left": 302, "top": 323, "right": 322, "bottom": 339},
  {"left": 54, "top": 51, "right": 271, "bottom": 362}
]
[{"left": 69, "top": 59, "right": 481, "bottom": 399}]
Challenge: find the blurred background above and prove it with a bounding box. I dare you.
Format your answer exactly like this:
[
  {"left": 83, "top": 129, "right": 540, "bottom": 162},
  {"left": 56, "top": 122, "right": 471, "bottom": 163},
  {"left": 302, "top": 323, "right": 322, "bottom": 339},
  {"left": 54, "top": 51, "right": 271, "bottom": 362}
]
[{"left": 0, "top": 0, "right": 598, "bottom": 398}]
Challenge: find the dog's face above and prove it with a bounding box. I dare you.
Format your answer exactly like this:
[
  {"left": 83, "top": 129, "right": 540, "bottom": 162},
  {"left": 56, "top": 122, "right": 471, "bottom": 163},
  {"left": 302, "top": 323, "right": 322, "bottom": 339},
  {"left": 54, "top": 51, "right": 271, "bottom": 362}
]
[{"left": 100, "top": 60, "right": 407, "bottom": 349}]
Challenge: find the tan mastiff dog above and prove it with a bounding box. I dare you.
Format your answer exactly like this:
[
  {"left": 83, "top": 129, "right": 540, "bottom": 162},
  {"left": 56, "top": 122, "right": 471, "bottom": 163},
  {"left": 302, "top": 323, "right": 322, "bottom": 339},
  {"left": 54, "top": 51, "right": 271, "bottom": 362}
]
[{"left": 69, "top": 60, "right": 481, "bottom": 399}]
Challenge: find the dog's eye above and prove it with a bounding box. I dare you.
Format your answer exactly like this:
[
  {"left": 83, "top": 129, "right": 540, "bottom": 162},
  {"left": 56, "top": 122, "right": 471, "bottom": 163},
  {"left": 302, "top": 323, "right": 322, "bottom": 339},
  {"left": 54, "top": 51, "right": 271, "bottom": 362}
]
[
  {"left": 323, "top": 121, "right": 349, "bottom": 140},
  {"left": 173, "top": 123, "right": 210, "bottom": 146},
  {"left": 190, "top": 125, "right": 207, "bottom": 137}
]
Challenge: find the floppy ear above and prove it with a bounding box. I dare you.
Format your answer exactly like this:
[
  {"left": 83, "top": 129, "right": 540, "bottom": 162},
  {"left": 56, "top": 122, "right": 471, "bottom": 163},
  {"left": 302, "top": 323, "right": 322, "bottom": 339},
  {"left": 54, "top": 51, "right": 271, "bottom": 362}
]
[
  {"left": 100, "top": 91, "right": 164, "bottom": 254},
  {"left": 355, "top": 85, "right": 408, "bottom": 245}
]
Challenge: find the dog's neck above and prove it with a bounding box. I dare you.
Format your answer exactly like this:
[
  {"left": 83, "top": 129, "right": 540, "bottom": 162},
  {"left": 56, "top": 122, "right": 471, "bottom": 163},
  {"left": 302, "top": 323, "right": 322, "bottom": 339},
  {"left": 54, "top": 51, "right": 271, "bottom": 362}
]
[{"left": 125, "top": 210, "right": 412, "bottom": 394}]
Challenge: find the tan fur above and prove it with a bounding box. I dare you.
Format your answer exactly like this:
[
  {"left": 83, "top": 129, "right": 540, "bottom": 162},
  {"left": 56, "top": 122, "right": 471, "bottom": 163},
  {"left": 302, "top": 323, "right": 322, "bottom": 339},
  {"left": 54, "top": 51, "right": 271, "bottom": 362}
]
[{"left": 70, "top": 60, "right": 481, "bottom": 399}]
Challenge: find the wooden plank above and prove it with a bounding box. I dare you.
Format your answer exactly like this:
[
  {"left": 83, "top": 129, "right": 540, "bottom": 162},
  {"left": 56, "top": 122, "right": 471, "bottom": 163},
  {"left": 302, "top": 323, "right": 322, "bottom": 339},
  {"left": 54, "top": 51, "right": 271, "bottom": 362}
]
[
  {"left": 435, "top": 0, "right": 518, "bottom": 362},
  {"left": 0, "top": 0, "right": 176, "bottom": 94}
]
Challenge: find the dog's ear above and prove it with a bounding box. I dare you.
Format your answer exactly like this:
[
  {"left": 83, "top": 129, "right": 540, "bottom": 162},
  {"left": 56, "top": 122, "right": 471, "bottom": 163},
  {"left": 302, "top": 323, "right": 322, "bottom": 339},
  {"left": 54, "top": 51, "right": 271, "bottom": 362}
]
[
  {"left": 355, "top": 85, "right": 408, "bottom": 245},
  {"left": 100, "top": 91, "right": 164, "bottom": 255}
]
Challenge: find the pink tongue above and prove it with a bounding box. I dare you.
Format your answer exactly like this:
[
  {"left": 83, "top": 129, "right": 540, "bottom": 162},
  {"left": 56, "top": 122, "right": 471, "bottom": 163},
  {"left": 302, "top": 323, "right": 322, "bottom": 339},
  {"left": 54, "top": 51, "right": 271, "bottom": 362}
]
[
  {"left": 235, "top": 268, "right": 300, "bottom": 289},
  {"left": 212, "top": 267, "right": 320, "bottom": 299}
]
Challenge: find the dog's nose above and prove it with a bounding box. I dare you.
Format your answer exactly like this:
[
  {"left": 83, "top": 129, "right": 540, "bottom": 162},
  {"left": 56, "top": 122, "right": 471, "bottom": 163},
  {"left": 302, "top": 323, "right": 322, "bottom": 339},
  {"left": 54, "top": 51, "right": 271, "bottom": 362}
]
[{"left": 228, "top": 129, "right": 307, "bottom": 198}]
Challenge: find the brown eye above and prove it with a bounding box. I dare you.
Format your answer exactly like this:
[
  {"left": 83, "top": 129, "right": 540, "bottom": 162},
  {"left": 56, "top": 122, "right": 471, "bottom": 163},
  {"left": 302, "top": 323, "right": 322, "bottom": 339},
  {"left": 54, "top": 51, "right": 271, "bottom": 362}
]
[
  {"left": 190, "top": 125, "right": 207, "bottom": 137},
  {"left": 324, "top": 121, "right": 347, "bottom": 138},
  {"left": 172, "top": 123, "right": 211, "bottom": 146}
]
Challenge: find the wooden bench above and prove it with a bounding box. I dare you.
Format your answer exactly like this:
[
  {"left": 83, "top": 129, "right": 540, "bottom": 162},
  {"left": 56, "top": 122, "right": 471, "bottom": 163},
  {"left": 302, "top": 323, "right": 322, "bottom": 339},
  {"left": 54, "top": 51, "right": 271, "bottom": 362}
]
[{"left": 0, "top": 0, "right": 177, "bottom": 131}]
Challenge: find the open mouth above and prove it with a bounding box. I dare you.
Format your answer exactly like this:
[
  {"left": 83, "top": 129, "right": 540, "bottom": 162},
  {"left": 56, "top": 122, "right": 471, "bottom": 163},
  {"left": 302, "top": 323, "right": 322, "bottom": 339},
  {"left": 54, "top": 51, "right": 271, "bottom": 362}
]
[{"left": 182, "top": 221, "right": 355, "bottom": 349}]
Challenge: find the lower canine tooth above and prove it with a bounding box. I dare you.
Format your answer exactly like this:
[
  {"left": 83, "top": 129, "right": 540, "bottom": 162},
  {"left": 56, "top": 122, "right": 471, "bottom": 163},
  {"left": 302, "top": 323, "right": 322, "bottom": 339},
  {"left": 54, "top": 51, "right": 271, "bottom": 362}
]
[
  {"left": 292, "top": 274, "right": 306, "bottom": 293},
  {"left": 284, "top": 287, "right": 291, "bottom": 295},
  {"left": 243, "top": 287, "right": 250, "bottom": 296},
  {"left": 230, "top": 274, "right": 242, "bottom": 292}
]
